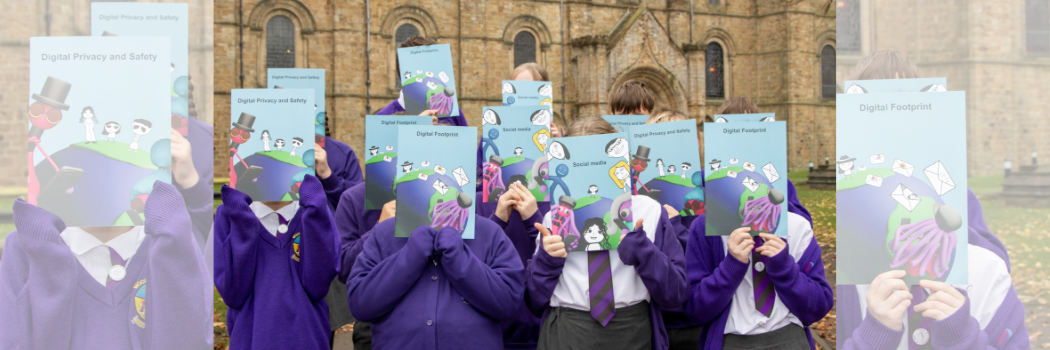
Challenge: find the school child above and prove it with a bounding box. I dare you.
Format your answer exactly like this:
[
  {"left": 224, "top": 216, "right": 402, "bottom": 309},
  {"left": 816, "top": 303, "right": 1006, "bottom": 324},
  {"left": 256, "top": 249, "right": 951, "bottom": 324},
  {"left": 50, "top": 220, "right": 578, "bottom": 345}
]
[
  {"left": 526, "top": 116, "right": 688, "bottom": 350},
  {"left": 346, "top": 204, "right": 525, "bottom": 349},
  {"left": 376, "top": 35, "right": 468, "bottom": 127},
  {"left": 835, "top": 49, "right": 1029, "bottom": 349},
  {"left": 611, "top": 80, "right": 657, "bottom": 115},
  {"left": 171, "top": 78, "right": 215, "bottom": 249},
  {"left": 0, "top": 181, "right": 212, "bottom": 349},
  {"left": 316, "top": 135, "right": 364, "bottom": 211},
  {"left": 214, "top": 175, "right": 338, "bottom": 349}
]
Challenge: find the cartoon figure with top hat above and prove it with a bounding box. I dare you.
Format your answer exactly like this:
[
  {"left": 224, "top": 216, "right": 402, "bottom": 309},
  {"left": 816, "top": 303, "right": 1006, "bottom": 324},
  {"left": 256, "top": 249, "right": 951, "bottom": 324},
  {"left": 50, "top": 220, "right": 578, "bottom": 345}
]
[
  {"left": 630, "top": 145, "right": 660, "bottom": 199},
  {"left": 230, "top": 112, "right": 259, "bottom": 189},
  {"left": 27, "top": 76, "right": 73, "bottom": 205}
]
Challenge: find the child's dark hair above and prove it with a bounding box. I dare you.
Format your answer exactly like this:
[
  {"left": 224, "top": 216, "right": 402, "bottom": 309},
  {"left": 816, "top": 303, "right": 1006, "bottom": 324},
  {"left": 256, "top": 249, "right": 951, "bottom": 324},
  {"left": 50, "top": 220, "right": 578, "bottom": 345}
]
[
  {"left": 396, "top": 35, "right": 439, "bottom": 78},
  {"left": 582, "top": 217, "right": 612, "bottom": 249},
  {"left": 848, "top": 50, "right": 919, "bottom": 80},
  {"left": 566, "top": 115, "right": 617, "bottom": 137},
  {"left": 715, "top": 97, "right": 760, "bottom": 115},
  {"left": 610, "top": 80, "right": 656, "bottom": 115},
  {"left": 260, "top": 129, "right": 269, "bottom": 139}
]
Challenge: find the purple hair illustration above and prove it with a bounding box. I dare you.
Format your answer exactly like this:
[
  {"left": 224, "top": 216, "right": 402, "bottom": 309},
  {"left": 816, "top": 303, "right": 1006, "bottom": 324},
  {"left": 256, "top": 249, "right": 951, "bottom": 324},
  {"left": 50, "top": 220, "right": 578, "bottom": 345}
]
[
  {"left": 483, "top": 155, "right": 506, "bottom": 202},
  {"left": 429, "top": 86, "right": 456, "bottom": 116},
  {"left": 430, "top": 192, "right": 473, "bottom": 233},
  {"left": 889, "top": 204, "right": 961, "bottom": 279},
  {"left": 740, "top": 189, "right": 785, "bottom": 233},
  {"left": 550, "top": 195, "right": 580, "bottom": 251}
]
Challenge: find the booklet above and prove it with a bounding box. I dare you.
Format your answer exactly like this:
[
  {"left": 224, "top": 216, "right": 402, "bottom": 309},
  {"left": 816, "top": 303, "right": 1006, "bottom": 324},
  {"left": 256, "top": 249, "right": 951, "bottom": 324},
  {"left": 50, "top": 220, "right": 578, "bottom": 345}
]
[
  {"left": 502, "top": 80, "right": 554, "bottom": 108},
  {"left": 396, "top": 44, "right": 460, "bottom": 117},
  {"left": 268, "top": 68, "right": 327, "bottom": 147},
  {"left": 603, "top": 115, "right": 649, "bottom": 132},
  {"left": 844, "top": 77, "right": 947, "bottom": 94},
  {"left": 703, "top": 122, "right": 788, "bottom": 237},
  {"left": 229, "top": 89, "right": 314, "bottom": 201},
  {"left": 363, "top": 115, "right": 432, "bottom": 209},
  {"left": 90, "top": 2, "right": 191, "bottom": 136},
  {"left": 394, "top": 125, "right": 478, "bottom": 238},
  {"left": 626, "top": 120, "right": 704, "bottom": 217},
  {"left": 836, "top": 91, "right": 968, "bottom": 285},
  {"left": 712, "top": 113, "right": 776, "bottom": 123},
  {"left": 28, "top": 36, "right": 171, "bottom": 227},
  {"left": 480, "top": 106, "right": 553, "bottom": 203}
]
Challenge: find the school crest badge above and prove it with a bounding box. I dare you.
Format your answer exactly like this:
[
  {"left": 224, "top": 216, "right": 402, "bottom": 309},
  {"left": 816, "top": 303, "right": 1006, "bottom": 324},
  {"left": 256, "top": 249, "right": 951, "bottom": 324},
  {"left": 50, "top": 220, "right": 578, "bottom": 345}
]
[
  {"left": 132, "top": 279, "right": 146, "bottom": 329},
  {"left": 292, "top": 232, "right": 301, "bottom": 262}
]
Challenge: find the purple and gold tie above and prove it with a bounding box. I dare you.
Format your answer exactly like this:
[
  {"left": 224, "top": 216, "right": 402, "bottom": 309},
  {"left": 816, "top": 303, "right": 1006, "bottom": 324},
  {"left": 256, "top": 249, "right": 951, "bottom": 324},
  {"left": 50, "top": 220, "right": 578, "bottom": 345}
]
[
  {"left": 908, "top": 285, "right": 933, "bottom": 349},
  {"left": 106, "top": 246, "right": 126, "bottom": 289},
  {"left": 276, "top": 213, "right": 288, "bottom": 239},
  {"left": 752, "top": 236, "right": 775, "bottom": 317},
  {"left": 588, "top": 250, "right": 616, "bottom": 326}
]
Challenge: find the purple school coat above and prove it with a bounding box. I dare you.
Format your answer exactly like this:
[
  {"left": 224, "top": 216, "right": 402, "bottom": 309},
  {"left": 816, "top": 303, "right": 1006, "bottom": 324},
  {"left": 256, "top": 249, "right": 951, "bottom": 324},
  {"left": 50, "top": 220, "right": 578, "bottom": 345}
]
[
  {"left": 0, "top": 181, "right": 211, "bottom": 349},
  {"left": 836, "top": 190, "right": 1030, "bottom": 350},
  {"left": 347, "top": 216, "right": 525, "bottom": 350},
  {"left": 319, "top": 136, "right": 364, "bottom": 211},
  {"left": 376, "top": 99, "right": 468, "bottom": 127},
  {"left": 333, "top": 182, "right": 382, "bottom": 284},
  {"left": 214, "top": 175, "right": 338, "bottom": 350},
  {"left": 176, "top": 117, "right": 215, "bottom": 248}
]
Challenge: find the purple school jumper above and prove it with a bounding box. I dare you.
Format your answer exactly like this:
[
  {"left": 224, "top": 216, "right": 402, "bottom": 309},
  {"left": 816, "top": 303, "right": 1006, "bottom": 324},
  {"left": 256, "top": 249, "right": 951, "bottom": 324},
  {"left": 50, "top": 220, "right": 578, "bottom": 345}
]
[
  {"left": 333, "top": 182, "right": 382, "bottom": 283},
  {"left": 214, "top": 175, "right": 338, "bottom": 349},
  {"left": 320, "top": 136, "right": 364, "bottom": 211},
  {"left": 0, "top": 181, "right": 211, "bottom": 349},
  {"left": 347, "top": 216, "right": 525, "bottom": 350},
  {"left": 836, "top": 190, "right": 1030, "bottom": 350},
  {"left": 376, "top": 99, "right": 468, "bottom": 126},
  {"left": 176, "top": 117, "right": 215, "bottom": 248}
]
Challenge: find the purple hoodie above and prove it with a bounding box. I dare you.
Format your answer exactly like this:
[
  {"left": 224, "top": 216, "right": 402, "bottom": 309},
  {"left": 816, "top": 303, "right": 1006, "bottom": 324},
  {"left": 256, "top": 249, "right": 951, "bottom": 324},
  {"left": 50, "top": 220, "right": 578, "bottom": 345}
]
[
  {"left": 376, "top": 99, "right": 468, "bottom": 127},
  {"left": 213, "top": 175, "right": 338, "bottom": 350},
  {"left": 319, "top": 136, "right": 364, "bottom": 211},
  {"left": 0, "top": 181, "right": 211, "bottom": 349}
]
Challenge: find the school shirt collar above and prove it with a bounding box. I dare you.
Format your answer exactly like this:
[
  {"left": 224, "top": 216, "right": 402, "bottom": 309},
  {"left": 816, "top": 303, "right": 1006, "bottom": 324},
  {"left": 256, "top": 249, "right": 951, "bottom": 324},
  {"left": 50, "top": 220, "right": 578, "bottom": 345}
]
[
  {"left": 60, "top": 226, "right": 144, "bottom": 260},
  {"left": 248, "top": 201, "right": 300, "bottom": 235}
]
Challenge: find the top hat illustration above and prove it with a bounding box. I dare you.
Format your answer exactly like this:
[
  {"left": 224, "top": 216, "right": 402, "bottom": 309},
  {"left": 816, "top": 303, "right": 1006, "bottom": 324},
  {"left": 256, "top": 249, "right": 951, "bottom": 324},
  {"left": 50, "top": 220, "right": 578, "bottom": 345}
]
[
  {"left": 401, "top": 161, "right": 413, "bottom": 167},
  {"left": 558, "top": 195, "right": 576, "bottom": 208},
  {"left": 709, "top": 159, "right": 721, "bottom": 165},
  {"left": 837, "top": 155, "right": 857, "bottom": 164},
  {"left": 632, "top": 145, "right": 651, "bottom": 162},
  {"left": 489, "top": 155, "right": 504, "bottom": 167},
  {"left": 369, "top": 146, "right": 379, "bottom": 152},
  {"left": 232, "top": 112, "right": 256, "bottom": 132},
  {"left": 32, "top": 76, "right": 72, "bottom": 111}
]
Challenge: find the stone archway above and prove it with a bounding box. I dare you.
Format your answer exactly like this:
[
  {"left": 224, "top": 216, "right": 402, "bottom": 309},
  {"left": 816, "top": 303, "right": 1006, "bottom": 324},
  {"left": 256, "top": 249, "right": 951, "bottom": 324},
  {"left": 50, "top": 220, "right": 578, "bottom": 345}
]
[{"left": 609, "top": 66, "right": 682, "bottom": 111}]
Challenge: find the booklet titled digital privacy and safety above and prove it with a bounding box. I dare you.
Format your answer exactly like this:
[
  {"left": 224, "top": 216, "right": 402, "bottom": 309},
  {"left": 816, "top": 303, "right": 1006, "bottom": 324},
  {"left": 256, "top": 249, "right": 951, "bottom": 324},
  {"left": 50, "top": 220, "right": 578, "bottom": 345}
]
[
  {"left": 626, "top": 120, "right": 704, "bottom": 218},
  {"left": 480, "top": 106, "right": 553, "bottom": 203},
  {"left": 603, "top": 115, "right": 649, "bottom": 133},
  {"left": 28, "top": 36, "right": 171, "bottom": 227},
  {"left": 502, "top": 80, "right": 554, "bottom": 108},
  {"left": 228, "top": 89, "right": 314, "bottom": 202},
  {"left": 268, "top": 68, "right": 327, "bottom": 147},
  {"left": 363, "top": 115, "right": 432, "bottom": 209},
  {"left": 396, "top": 44, "right": 460, "bottom": 117},
  {"left": 394, "top": 125, "right": 478, "bottom": 239},
  {"left": 843, "top": 77, "right": 947, "bottom": 94},
  {"left": 836, "top": 91, "right": 968, "bottom": 285},
  {"left": 703, "top": 122, "right": 788, "bottom": 237}
]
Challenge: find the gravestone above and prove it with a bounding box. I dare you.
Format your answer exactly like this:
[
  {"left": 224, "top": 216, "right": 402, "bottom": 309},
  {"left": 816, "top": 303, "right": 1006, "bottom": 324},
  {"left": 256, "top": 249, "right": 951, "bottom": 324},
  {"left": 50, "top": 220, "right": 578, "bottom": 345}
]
[
  {"left": 1001, "top": 165, "right": 1050, "bottom": 207},
  {"left": 808, "top": 164, "right": 836, "bottom": 190}
]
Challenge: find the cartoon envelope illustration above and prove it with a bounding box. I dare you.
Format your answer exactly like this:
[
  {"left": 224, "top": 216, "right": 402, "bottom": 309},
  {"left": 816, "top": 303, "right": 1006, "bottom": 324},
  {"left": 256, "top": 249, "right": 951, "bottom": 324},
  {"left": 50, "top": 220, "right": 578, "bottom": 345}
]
[
  {"left": 865, "top": 174, "right": 883, "bottom": 187},
  {"left": 415, "top": 77, "right": 423, "bottom": 83},
  {"left": 762, "top": 162, "right": 780, "bottom": 183},
  {"left": 891, "top": 159, "right": 915, "bottom": 177},
  {"left": 386, "top": 145, "right": 394, "bottom": 151},
  {"left": 425, "top": 71, "right": 434, "bottom": 78},
  {"left": 383, "top": 155, "right": 392, "bottom": 162},
  {"left": 439, "top": 71, "right": 450, "bottom": 83},
  {"left": 727, "top": 170, "right": 738, "bottom": 178},
  {"left": 417, "top": 172, "right": 429, "bottom": 181},
  {"left": 923, "top": 161, "right": 955, "bottom": 196},
  {"left": 422, "top": 161, "right": 431, "bottom": 167},
  {"left": 859, "top": 166, "right": 867, "bottom": 171},
  {"left": 432, "top": 180, "right": 449, "bottom": 195},
  {"left": 891, "top": 184, "right": 921, "bottom": 212},
  {"left": 434, "top": 165, "right": 447, "bottom": 175},
  {"left": 730, "top": 158, "right": 739, "bottom": 164},
  {"left": 743, "top": 162, "right": 756, "bottom": 172},
  {"left": 741, "top": 176, "right": 760, "bottom": 192},
  {"left": 721, "top": 165, "right": 728, "bottom": 169},
  {"left": 870, "top": 154, "right": 885, "bottom": 164},
  {"left": 452, "top": 167, "right": 470, "bottom": 187}
]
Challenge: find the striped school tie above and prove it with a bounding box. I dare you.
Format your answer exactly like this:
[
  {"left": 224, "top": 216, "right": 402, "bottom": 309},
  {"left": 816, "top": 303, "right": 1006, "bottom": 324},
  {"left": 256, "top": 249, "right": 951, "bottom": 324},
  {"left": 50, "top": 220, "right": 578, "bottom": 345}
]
[
  {"left": 106, "top": 246, "right": 126, "bottom": 290},
  {"left": 907, "top": 285, "right": 933, "bottom": 349},
  {"left": 588, "top": 250, "right": 616, "bottom": 326},
  {"left": 752, "top": 236, "right": 775, "bottom": 317}
]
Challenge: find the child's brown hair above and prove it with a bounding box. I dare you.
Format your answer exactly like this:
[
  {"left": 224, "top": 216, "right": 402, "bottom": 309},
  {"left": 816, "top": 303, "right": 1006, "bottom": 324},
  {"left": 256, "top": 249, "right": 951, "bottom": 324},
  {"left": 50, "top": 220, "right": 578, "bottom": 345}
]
[
  {"left": 396, "top": 35, "right": 439, "bottom": 78},
  {"left": 566, "top": 115, "right": 617, "bottom": 137},
  {"left": 646, "top": 107, "right": 688, "bottom": 124},
  {"left": 511, "top": 63, "right": 550, "bottom": 81},
  {"left": 715, "top": 97, "right": 760, "bottom": 115},
  {"left": 610, "top": 80, "right": 656, "bottom": 115},
  {"left": 848, "top": 50, "right": 919, "bottom": 80}
]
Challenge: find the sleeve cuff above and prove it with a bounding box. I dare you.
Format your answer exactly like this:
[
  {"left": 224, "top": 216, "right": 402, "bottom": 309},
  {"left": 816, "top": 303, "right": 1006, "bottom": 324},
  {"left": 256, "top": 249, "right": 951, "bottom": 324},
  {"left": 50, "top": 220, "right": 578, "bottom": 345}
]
[
  {"left": 763, "top": 243, "right": 796, "bottom": 277},
  {"left": 720, "top": 253, "right": 752, "bottom": 279},
  {"left": 522, "top": 210, "right": 542, "bottom": 229},
  {"left": 857, "top": 312, "right": 906, "bottom": 349},
  {"left": 488, "top": 212, "right": 510, "bottom": 228},
  {"left": 319, "top": 173, "right": 342, "bottom": 190},
  {"left": 176, "top": 173, "right": 213, "bottom": 206},
  {"left": 931, "top": 290, "right": 975, "bottom": 347},
  {"left": 534, "top": 245, "right": 566, "bottom": 271}
]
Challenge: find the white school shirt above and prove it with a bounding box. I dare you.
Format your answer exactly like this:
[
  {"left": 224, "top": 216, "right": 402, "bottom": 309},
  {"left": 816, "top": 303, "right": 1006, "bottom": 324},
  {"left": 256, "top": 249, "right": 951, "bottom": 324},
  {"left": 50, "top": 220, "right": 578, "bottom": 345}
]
[
  {"left": 855, "top": 244, "right": 1011, "bottom": 349},
  {"left": 60, "top": 226, "right": 145, "bottom": 286},
  {"left": 249, "top": 201, "right": 300, "bottom": 236},
  {"left": 536, "top": 195, "right": 664, "bottom": 311},
  {"left": 723, "top": 212, "right": 811, "bottom": 335}
]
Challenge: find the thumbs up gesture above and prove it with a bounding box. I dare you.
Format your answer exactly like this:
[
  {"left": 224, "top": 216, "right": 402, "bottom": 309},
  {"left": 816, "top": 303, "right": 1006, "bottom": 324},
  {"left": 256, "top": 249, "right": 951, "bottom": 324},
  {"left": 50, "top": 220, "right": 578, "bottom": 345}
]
[{"left": 537, "top": 223, "right": 567, "bottom": 258}]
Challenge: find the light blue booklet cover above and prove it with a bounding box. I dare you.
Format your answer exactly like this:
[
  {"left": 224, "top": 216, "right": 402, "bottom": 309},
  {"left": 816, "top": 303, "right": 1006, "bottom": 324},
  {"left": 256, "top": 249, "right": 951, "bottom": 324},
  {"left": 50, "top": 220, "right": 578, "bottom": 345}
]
[
  {"left": 844, "top": 78, "right": 947, "bottom": 94},
  {"left": 363, "top": 115, "right": 432, "bottom": 209},
  {"left": 396, "top": 44, "right": 460, "bottom": 117},
  {"left": 480, "top": 106, "right": 553, "bottom": 203},
  {"left": 91, "top": 3, "right": 190, "bottom": 136},
  {"left": 712, "top": 113, "right": 776, "bottom": 123},
  {"left": 546, "top": 133, "right": 636, "bottom": 251},
  {"left": 837, "top": 92, "right": 968, "bottom": 285},
  {"left": 502, "top": 80, "right": 554, "bottom": 108},
  {"left": 395, "top": 125, "right": 478, "bottom": 238},
  {"left": 268, "top": 68, "right": 327, "bottom": 147},
  {"left": 229, "top": 89, "right": 314, "bottom": 202},
  {"left": 627, "top": 121, "right": 704, "bottom": 218},
  {"left": 28, "top": 37, "right": 170, "bottom": 227},
  {"left": 603, "top": 115, "right": 649, "bottom": 132},
  {"left": 704, "top": 122, "right": 788, "bottom": 236}
]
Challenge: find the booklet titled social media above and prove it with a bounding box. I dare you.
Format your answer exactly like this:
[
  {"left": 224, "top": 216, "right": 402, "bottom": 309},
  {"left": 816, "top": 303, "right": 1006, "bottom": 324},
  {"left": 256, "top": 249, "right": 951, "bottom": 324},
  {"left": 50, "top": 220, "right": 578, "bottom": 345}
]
[
  {"left": 268, "top": 68, "right": 327, "bottom": 147},
  {"left": 703, "top": 122, "right": 788, "bottom": 237},
  {"left": 625, "top": 120, "right": 704, "bottom": 218},
  {"left": 229, "top": 89, "right": 314, "bottom": 202},
  {"left": 480, "top": 106, "right": 553, "bottom": 203},
  {"left": 396, "top": 44, "right": 460, "bottom": 117},
  {"left": 843, "top": 77, "right": 947, "bottom": 94},
  {"left": 836, "top": 91, "right": 968, "bottom": 285},
  {"left": 712, "top": 113, "right": 776, "bottom": 123},
  {"left": 394, "top": 125, "right": 478, "bottom": 239},
  {"left": 363, "top": 115, "right": 432, "bottom": 209},
  {"left": 502, "top": 80, "right": 554, "bottom": 108},
  {"left": 603, "top": 115, "right": 649, "bottom": 133}
]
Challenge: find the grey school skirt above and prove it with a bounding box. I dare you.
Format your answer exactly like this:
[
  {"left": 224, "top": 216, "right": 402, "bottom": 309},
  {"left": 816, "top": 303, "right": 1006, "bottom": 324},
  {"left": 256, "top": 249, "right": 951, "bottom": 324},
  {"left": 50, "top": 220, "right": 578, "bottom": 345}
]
[
  {"left": 722, "top": 323, "right": 810, "bottom": 350},
  {"left": 537, "top": 301, "right": 651, "bottom": 350}
]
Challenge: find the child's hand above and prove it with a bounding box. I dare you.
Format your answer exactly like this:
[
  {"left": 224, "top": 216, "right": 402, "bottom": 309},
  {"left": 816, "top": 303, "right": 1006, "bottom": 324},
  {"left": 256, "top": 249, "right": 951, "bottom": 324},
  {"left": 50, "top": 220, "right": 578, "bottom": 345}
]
[
  {"left": 663, "top": 204, "right": 679, "bottom": 219},
  {"left": 170, "top": 129, "right": 199, "bottom": 188},
  {"left": 510, "top": 183, "right": 538, "bottom": 219},
  {"left": 315, "top": 145, "right": 332, "bottom": 179},
  {"left": 913, "top": 279, "right": 966, "bottom": 321},
  {"left": 755, "top": 233, "right": 786, "bottom": 258},
  {"left": 433, "top": 226, "right": 462, "bottom": 254},
  {"left": 419, "top": 109, "right": 440, "bottom": 124},
  {"left": 538, "top": 223, "right": 567, "bottom": 258},
  {"left": 865, "top": 270, "right": 912, "bottom": 331},
  {"left": 727, "top": 227, "right": 754, "bottom": 264},
  {"left": 550, "top": 123, "right": 562, "bottom": 138},
  {"left": 494, "top": 189, "right": 521, "bottom": 222},
  {"left": 378, "top": 200, "right": 396, "bottom": 223},
  {"left": 407, "top": 225, "right": 437, "bottom": 258}
]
